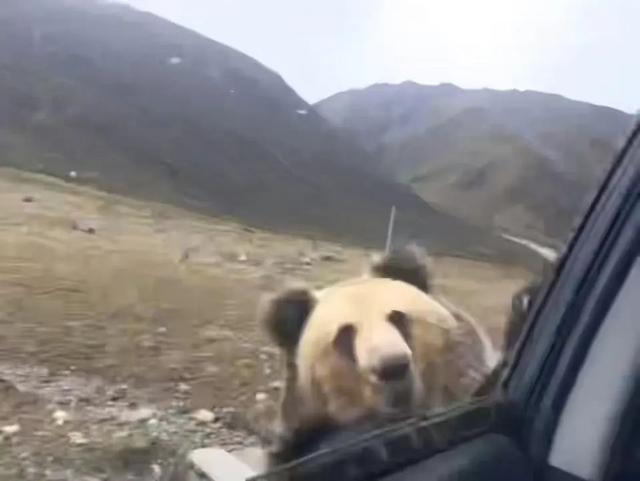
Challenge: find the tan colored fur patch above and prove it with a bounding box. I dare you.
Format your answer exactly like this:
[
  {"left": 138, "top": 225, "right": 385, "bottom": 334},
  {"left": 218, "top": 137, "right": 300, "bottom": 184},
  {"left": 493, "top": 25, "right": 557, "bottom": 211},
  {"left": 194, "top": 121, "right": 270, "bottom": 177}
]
[{"left": 295, "top": 277, "right": 458, "bottom": 424}]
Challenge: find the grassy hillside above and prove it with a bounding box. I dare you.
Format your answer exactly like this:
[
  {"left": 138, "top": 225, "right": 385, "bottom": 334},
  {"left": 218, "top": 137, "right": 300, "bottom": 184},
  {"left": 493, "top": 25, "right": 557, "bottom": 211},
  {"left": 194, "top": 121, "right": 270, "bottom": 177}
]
[
  {"left": 0, "top": 0, "right": 532, "bottom": 266},
  {"left": 0, "top": 168, "right": 532, "bottom": 479}
]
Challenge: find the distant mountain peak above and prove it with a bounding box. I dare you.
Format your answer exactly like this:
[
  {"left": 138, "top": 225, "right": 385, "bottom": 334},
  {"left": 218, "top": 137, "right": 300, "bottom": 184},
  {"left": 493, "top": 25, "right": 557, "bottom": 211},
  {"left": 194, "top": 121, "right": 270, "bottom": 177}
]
[{"left": 315, "top": 81, "right": 634, "bottom": 244}]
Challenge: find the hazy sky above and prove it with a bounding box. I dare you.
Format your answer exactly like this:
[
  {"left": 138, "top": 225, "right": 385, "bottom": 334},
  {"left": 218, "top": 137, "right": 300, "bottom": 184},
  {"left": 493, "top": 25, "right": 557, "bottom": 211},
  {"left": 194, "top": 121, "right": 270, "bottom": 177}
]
[{"left": 122, "top": 0, "right": 637, "bottom": 113}]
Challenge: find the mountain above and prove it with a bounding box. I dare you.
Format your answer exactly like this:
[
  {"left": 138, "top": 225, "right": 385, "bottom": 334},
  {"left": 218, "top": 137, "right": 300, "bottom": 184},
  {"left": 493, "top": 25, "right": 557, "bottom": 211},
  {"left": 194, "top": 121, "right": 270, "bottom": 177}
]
[
  {"left": 0, "top": 0, "right": 534, "bottom": 266},
  {"left": 316, "top": 82, "right": 635, "bottom": 245}
]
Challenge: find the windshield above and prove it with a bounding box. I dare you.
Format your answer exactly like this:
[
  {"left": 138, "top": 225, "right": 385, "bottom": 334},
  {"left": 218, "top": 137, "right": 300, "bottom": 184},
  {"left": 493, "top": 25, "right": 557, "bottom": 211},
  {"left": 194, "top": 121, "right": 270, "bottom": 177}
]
[{"left": 0, "top": 1, "right": 636, "bottom": 480}]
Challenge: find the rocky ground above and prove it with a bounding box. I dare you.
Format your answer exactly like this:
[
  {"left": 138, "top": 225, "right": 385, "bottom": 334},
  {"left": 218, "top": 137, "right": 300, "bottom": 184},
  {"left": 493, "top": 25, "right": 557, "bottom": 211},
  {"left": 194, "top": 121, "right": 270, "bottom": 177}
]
[
  {"left": 0, "top": 169, "right": 533, "bottom": 480},
  {"left": 0, "top": 362, "right": 262, "bottom": 481}
]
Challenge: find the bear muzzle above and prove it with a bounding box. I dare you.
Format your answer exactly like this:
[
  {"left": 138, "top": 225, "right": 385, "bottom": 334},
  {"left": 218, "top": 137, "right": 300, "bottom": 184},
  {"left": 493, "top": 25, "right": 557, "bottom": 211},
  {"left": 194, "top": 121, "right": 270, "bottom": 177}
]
[
  {"left": 373, "top": 354, "right": 411, "bottom": 383},
  {"left": 369, "top": 354, "right": 417, "bottom": 412}
]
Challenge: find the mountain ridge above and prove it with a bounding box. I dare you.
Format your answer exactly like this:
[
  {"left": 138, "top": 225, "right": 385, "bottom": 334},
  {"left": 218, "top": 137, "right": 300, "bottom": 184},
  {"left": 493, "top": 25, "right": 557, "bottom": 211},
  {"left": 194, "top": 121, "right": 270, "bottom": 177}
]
[{"left": 316, "top": 81, "right": 634, "bottom": 244}]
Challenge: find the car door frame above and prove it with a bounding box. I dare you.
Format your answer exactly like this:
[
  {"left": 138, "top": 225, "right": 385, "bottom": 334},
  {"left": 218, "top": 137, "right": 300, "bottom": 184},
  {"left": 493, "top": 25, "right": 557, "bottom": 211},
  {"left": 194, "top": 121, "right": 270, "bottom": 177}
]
[{"left": 503, "top": 118, "right": 640, "bottom": 477}]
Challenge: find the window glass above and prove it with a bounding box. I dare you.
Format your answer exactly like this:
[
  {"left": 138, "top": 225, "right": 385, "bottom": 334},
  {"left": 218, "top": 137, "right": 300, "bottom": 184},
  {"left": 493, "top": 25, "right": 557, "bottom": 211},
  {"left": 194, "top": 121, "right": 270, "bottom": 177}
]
[{"left": 0, "top": 0, "right": 636, "bottom": 479}]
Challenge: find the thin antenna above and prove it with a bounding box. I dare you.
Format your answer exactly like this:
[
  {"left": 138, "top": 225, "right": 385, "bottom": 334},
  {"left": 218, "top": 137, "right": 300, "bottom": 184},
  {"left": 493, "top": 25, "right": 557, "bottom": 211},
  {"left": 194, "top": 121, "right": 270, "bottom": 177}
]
[{"left": 384, "top": 205, "right": 396, "bottom": 254}]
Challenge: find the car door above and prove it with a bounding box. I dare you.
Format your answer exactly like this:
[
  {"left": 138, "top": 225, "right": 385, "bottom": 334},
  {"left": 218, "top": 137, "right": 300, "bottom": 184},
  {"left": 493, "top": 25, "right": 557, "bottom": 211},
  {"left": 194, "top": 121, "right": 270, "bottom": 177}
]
[{"left": 247, "top": 119, "right": 640, "bottom": 481}]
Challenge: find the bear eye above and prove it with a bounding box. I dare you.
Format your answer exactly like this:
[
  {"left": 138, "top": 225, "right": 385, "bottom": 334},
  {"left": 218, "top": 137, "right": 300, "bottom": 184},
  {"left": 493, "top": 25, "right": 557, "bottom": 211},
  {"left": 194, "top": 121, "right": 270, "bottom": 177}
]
[
  {"left": 388, "top": 310, "right": 411, "bottom": 343},
  {"left": 333, "top": 324, "right": 356, "bottom": 363}
]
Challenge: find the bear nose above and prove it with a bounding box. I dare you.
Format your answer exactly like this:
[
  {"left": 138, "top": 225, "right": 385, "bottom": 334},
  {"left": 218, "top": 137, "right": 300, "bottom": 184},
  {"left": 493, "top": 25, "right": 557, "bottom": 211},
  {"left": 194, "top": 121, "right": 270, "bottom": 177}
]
[{"left": 375, "top": 356, "right": 410, "bottom": 382}]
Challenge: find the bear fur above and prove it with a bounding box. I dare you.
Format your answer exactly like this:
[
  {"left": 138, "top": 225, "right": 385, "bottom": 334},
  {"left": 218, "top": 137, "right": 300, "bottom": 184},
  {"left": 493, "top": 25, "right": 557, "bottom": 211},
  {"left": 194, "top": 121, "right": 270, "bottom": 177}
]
[{"left": 259, "top": 246, "right": 495, "bottom": 466}]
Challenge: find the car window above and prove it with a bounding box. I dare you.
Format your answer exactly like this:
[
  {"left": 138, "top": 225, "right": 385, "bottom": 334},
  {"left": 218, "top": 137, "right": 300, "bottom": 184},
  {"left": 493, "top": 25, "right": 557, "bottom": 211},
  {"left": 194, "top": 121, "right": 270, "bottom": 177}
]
[{"left": 0, "top": 1, "right": 636, "bottom": 480}]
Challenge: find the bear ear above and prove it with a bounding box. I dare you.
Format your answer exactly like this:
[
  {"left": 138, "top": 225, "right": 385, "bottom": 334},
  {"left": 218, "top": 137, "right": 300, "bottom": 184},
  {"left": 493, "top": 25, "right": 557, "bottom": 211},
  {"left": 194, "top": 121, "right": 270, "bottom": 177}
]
[
  {"left": 370, "top": 245, "right": 432, "bottom": 293},
  {"left": 259, "top": 286, "right": 316, "bottom": 353}
]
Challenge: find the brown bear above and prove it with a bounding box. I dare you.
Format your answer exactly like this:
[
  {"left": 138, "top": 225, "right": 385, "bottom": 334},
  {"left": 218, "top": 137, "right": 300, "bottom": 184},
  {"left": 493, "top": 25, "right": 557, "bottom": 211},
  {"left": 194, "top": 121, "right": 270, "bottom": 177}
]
[{"left": 258, "top": 246, "right": 496, "bottom": 466}]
